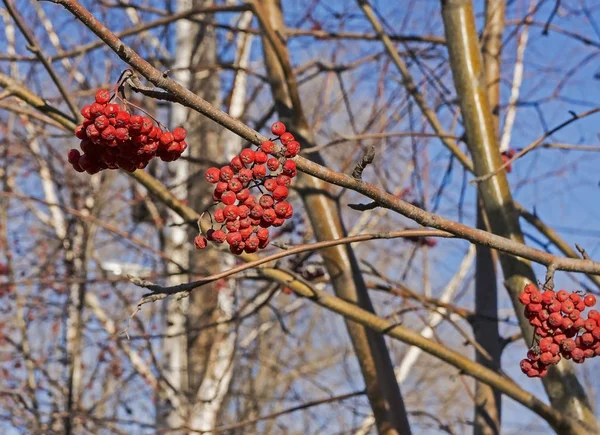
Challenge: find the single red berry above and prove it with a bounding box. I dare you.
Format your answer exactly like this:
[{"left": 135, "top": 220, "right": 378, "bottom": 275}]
[
  {"left": 267, "top": 158, "right": 280, "bottom": 171},
  {"left": 284, "top": 140, "right": 300, "bottom": 157},
  {"left": 527, "top": 303, "right": 543, "bottom": 314},
  {"left": 245, "top": 235, "right": 260, "bottom": 250},
  {"left": 103, "top": 104, "right": 120, "bottom": 118},
  {"left": 95, "top": 89, "right": 111, "bottom": 104},
  {"left": 571, "top": 348, "right": 585, "bottom": 362},
  {"left": 253, "top": 165, "right": 267, "bottom": 179},
  {"left": 561, "top": 317, "right": 573, "bottom": 330},
  {"left": 226, "top": 220, "right": 241, "bottom": 232},
  {"left": 542, "top": 290, "right": 555, "bottom": 305},
  {"left": 272, "top": 185, "right": 288, "bottom": 201},
  {"left": 539, "top": 352, "right": 554, "bottom": 365},
  {"left": 81, "top": 105, "right": 92, "bottom": 119},
  {"left": 556, "top": 289, "right": 569, "bottom": 302},
  {"left": 271, "top": 121, "right": 286, "bottom": 136},
  {"left": 115, "top": 111, "right": 131, "bottom": 127},
  {"left": 261, "top": 140, "right": 275, "bottom": 154},
  {"left": 576, "top": 301, "right": 586, "bottom": 312},
  {"left": 236, "top": 189, "right": 250, "bottom": 202},
  {"left": 239, "top": 217, "right": 252, "bottom": 229},
  {"left": 259, "top": 195, "right": 274, "bottom": 208},
  {"left": 547, "top": 312, "right": 562, "bottom": 327},
  {"left": 584, "top": 294, "right": 597, "bottom": 307},
  {"left": 526, "top": 349, "right": 540, "bottom": 361},
  {"left": 592, "top": 327, "right": 600, "bottom": 340},
  {"left": 547, "top": 300, "right": 562, "bottom": 313},
  {"left": 220, "top": 166, "right": 235, "bottom": 181},
  {"left": 279, "top": 132, "right": 294, "bottom": 145},
  {"left": 94, "top": 115, "right": 110, "bottom": 130},
  {"left": 262, "top": 208, "right": 277, "bottom": 223},
  {"left": 264, "top": 179, "right": 278, "bottom": 191},
  {"left": 570, "top": 293, "right": 582, "bottom": 303},
  {"left": 250, "top": 205, "right": 264, "bottom": 219},
  {"left": 215, "top": 182, "right": 229, "bottom": 194},
  {"left": 520, "top": 359, "right": 533, "bottom": 373},
  {"left": 581, "top": 332, "right": 595, "bottom": 347},
  {"left": 561, "top": 300, "right": 575, "bottom": 314},
  {"left": 172, "top": 127, "right": 187, "bottom": 142},
  {"left": 524, "top": 284, "right": 537, "bottom": 294},
  {"left": 256, "top": 227, "right": 269, "bottom": 241},
  {"left": 159, "top": 132, "right": 174, "bottom": 146},
  {"left": 223, "top": 205, "right": 239, "bottom": 221},
  {"left": 562, "top": 339, "right": 576, "bottom": 353},
  {"left": 240, "top": 148, "right": 255, "bottom": 165},
  {"left": 86, "top": 124, "right": 100, "bottom": 139},
  {"left": 211, "top": 229, "right": 226, "bottom": 243},
  {"left": 129, "top": 115, "right": 143, "bottom": 130},
  {"left": 589, "top": 309, "right": 600, "bottom": 320},
  {"left": 274, "top": 201, "right": 290, "bottom": 218},
  {"left": 231, "top": 156, "right": 244, "bottom": 171},
  {"left": 67, "top": 149, "right": 81, "bottom": 164},
  {"left": 282, "top": 160, "right": 296, "bottom": 176},
  {"left": 238, "top": 168, "right": 253, "bottom": 184},
  {"left": 226, "top": 231, "right": 243, "bottom": 247},
  {"left": 284, "top": 204, "right": 293, "bottom": 219},
  {"left": 74, "top": 125, "right": 86, "bottom": 140},
  {"left": 276, "top": 174, "right": 291, "bottom": 186},
  {"left": 254, "top": 151, "right": 268, "bottom": 164},
  {"left": 237, "top": 205, "right": 250, "bottom": 219},
  {"left": 518, "top": 292, "right": 531, "bottom": 305},
  {"left": 569, "top": 310, "right": 581, "bottom": 321},
  {"left": 205, "top": 167, "right": 221, "bottom": 183},
  {"left": 221, "top": 191, "right": 237, "bottom": 205},
  {"left": 553, "top": 334, "right": 567, "bottom": 345},
  {"left": 101, "top": 125, "right": 116, "bottom": 141},
  {"left": 573, "top": 318, "right": 586, "bottom": 330},
  {"left": 584, "top": 318, "right": 597, "bottom": 332},
  {"left": 240, "top": 226, "right": 254, "bottom": 240},
  {"left": 228, "top": 178, "right": 243, "bottom": 193},
  {"left": 194, "top": 235, "right": 207, "bottom": 250}
]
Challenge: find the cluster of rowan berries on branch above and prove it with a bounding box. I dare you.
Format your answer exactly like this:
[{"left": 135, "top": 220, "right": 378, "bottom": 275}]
[
  {"left": 68, "top": 89, "right": 187, "bottom": 174},
  {"left": 519, "top": 283, "right": 599, "bottom": 377},
  {"left": 194, "top": 121, "right": 299, "bottom": 255}
]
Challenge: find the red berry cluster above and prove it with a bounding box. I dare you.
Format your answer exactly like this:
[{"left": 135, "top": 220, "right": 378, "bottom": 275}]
[
  {"left": 518, "top": 283, "right": 599, "bottom": 377},
  {"left": 68, "top": 89, "right": 187, "bottom": 174},
  {"left": 194, "top": 121, "right": 299, "bottom": 255}
]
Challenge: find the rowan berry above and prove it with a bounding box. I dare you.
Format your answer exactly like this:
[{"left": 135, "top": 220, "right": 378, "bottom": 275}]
[
  {"left": 284, "top": 140, "right": 300, "bottom": 157},
  {"left": 585, "top": 294, "right": 597, "bottom": 307},
  {"left": 267, "top": 158, "right": 280, "bottom": 171},
  {"left": 231, "top": 156, "right": 244, "bottom": 171},
  {"left": 211, "top": 230, "right": 226, "bottom": 243},
  {"left": 254, "top": 151, "right": 268, "bottom": 164},
  {"left": 172, "top": 127, "right": 187, "bottom": 142},
  {"left": 561, "top": 300, "right": 575, "bottom": 314},
  {"left": 271, "top": 121, "right": 286, "bottom": 136},
  {"left": 556, "top": 289, "right": 569, "bottom": 301},
  {"left": 221, "top": 191, "right": 237, "bottom": 206},
  {"left": 280, "top": 132, "right": 294, "bottom": 145},
  {"left": 272, "top": 186, "right": 288, "bottom": 201},
  {"left": 253, "top": 165, "right": 267, "bottom": 179},
  {"left": 95, "top": 89, "right": 111, "bottom": 104},
  {"left": 282, "top": 160, "right": 296, "bottom": 175},
  {"left": 261, "top": 140, "right": 276, "bottom": 154},
  {"left": 194, "top": 236, "right": 207, "bottom": 250},
  {"left": 240, "top": 148, "right": 255, "bottom": 165}
]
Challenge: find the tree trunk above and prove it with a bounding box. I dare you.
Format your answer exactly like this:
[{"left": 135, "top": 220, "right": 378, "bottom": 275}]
[
  {"left": 255, "top": 1, "right": 412, "bottom": 433},
  {"left": 441, "top": 1, "right": 598, "bottom": 432}
]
